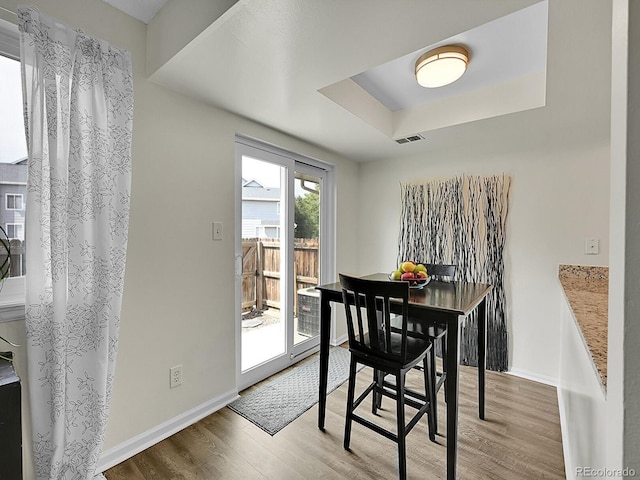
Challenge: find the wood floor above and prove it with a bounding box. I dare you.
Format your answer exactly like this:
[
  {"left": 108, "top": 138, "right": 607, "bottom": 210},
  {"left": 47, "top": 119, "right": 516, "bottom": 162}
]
[{"left": 105, "top": 351, "right": 566, "bottom": 480}]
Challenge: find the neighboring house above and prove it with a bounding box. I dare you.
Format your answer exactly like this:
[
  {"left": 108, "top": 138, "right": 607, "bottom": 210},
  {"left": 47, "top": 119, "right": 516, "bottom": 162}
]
[
  {"left": 0, "top": 158, "right": 27, "bottom": 240},
  {"left": 241, "top": 177, "right": 281, "bottom": 239}
]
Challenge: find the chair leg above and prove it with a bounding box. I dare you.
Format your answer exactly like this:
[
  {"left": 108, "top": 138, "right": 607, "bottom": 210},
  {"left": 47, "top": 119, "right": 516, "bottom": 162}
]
[
  {"left": 344, "top": 357, "right": 358, "bottom": 450},
  {"left": 424, "top": 355, "right": 437, "bottom": 441},
  {"left": 372, "top": 369, "right": 383, "bottom": 414},
  {"left": 429, "top": 344, "right": 438, "bottom": 427},
  {"left": 441, "top": 334, "right": 448, "bottom": 403},
  {"left": 396, "top": 372, "right": 407, "bottom": 480}
]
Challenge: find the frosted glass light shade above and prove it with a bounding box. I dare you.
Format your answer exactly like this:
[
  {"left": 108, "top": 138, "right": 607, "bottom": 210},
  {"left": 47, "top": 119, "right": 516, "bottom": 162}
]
[{"left": 415, "top": 45, "right": 469, "bottom": 88}]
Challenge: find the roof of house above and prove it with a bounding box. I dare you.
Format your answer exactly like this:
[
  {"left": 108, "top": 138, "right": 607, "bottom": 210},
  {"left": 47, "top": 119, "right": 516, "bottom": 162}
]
[{"left": 242, "top": 182, "right": 280, "bottom": 201}]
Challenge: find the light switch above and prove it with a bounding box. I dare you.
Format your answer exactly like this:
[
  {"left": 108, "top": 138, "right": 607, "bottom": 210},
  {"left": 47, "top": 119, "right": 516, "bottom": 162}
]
[
  {"left": 585, "top": 237, "right": 599, "bottom": 255},
  {"left": 213, "top": 222, "right": 223, "bottom": 241}
]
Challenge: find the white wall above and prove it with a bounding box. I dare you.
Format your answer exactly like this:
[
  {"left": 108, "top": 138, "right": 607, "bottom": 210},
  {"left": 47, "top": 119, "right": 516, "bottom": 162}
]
[
  {"left": 0, "top": 0, "right": 359, "bottom": 476},
  {"left": 356, "top": 0, "right": 612, "bottom": 382},
  {"left": 358, "top": 138, "right": 609, "bottom": 381},
  {"left": 107, "top": 84, "right": 358, "bottom": 450},
  {"left": 610, "top": 0, "right": 640, "bottom": 472}
]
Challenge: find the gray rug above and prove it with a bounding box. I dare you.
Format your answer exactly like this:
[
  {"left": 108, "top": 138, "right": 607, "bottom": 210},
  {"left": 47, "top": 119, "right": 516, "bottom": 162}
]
[{"left": 228, "top": 347, "right": 360, "bottom": 435}]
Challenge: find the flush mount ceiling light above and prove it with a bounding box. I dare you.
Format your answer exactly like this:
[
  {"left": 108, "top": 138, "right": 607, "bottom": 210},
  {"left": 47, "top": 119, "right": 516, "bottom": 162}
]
[{"left": 415, "top": 45, "right": 469, "bottom": 88}]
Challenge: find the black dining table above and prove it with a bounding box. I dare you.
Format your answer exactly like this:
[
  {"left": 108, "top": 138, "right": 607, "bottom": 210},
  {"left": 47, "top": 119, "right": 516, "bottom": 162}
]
[{"left": 315, "top": 273, "right": 493, "bottom": 480}]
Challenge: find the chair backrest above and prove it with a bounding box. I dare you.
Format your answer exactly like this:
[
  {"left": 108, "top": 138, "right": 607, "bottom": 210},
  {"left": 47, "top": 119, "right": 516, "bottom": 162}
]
[
  {"left": 425, "top": 263, "right": 456, "bottom": 281},
  {"left": 339, "top": 274, "right": 411, "bottom": 364}
]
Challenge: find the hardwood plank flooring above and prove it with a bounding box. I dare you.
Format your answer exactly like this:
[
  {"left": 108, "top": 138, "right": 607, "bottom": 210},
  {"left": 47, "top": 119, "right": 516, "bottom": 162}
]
[{"left": 106, "top": 351, "right": 565, "bottom": 480}]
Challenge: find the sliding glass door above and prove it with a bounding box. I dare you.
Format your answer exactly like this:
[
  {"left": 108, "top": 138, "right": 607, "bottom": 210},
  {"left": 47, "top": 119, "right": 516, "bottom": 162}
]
[
  {"left": 235, "top": 137, "right": 331, "bottom": 390},
  {"left": 239, "top": 155, "right": 288, "bottom": 373}
]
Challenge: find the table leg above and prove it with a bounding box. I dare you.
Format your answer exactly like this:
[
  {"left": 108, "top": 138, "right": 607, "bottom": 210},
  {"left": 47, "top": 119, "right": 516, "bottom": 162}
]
[
  {"left": 318, "top": 292, "right": 332, "bottom": 430},
  {"left": 478, "top": 298, "right": 487, "bottom": 420},
  {"left": 446, "top": 316, "right": 461, "bottom": 480}
]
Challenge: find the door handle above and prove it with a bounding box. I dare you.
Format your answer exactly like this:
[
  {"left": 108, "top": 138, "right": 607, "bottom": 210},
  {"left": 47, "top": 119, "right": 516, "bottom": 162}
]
[{"left": 235, "top": 254, "right": 242, "bottom": 279}]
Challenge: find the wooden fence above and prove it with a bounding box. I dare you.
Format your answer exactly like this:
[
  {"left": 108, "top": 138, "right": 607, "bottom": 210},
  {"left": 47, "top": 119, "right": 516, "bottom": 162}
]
[
  {"left": 0, "top": 239, "right": 25, "bottom": 278},
  {"left": 242, "top": 238, "right": 318, "bottom": 315}
]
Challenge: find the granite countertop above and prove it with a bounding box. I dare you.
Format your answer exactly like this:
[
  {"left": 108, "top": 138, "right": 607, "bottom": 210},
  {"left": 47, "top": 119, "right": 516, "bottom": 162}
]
[{"left": 558, "top": 264, "right": 608, "bottom": 386}]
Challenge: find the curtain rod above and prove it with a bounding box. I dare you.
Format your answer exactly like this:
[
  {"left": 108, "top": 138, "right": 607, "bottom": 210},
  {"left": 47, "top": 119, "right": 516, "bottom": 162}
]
[{"left": 0, "top": 6, "right": 16, "bottom": 16}]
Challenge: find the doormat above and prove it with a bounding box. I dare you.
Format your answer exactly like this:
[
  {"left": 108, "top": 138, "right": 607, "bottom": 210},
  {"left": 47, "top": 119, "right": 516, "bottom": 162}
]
[{"left": 228, "top": 347, "right": 361, "bottom": 435}]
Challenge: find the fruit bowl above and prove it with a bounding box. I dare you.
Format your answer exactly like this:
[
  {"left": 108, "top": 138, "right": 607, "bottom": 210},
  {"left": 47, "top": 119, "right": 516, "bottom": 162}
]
[
  {"left": 388, "top": 274, "right": 431, "bottom": 289},
  {"left": 389, "top": 261, "right": 431, "bottom": 288}
]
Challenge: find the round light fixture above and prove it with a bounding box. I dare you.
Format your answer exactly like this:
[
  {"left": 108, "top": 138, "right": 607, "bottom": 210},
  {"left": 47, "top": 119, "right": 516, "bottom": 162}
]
[{"left": 415, "top": 45, "right": 469, "bottom": 88}]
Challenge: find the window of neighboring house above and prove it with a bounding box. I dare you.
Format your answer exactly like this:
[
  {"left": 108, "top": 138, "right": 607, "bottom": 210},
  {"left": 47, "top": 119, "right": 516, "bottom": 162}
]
[
  {"left": 264, "top": 226, "right": 279, "bottom": 238},
  {"left": 5, "top": 224, "right": 23, "bottom": 241},
  {"left": 5, "top": 194, "right": 22, "bottom": 210},
  {"left": 0, "top": 19, "right": 27, "bottom": 312}
]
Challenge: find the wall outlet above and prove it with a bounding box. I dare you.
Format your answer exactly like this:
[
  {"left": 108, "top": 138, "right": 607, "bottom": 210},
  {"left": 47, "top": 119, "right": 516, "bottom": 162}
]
[
  {"left": 585, "top": 237, "right": 599, "bottom": 255},
  {"left": 170, "top": 365, "right": 183, "bottom": 388}
]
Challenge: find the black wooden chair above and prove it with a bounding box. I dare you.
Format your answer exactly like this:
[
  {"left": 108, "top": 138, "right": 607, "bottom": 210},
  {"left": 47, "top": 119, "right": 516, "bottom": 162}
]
[
  {"left": 409, "top": 263, "right": 457, "bottom": 433},
  {"left": 421, "top": 264, "right": 456, "bottom": 403},
  {"left": 339, "top": 274, "right": 436, "bottom": 480},
  {"left": 388, "top": 263, "right": 457, "bottom": 435}
]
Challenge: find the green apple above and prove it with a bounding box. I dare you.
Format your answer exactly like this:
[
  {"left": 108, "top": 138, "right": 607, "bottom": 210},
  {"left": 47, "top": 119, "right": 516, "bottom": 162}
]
[
  {"left": 414, "top": 264, "right": 427, "bottom": 274},
  {"left": 390, "top": 269, "right": 402, "bottom": 280}
]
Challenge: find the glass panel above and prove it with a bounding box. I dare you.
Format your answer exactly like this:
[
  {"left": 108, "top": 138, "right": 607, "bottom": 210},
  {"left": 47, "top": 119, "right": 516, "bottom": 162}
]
[
  {"left": 0, "top": 55, "right": 27, "bottom": 163},
  {"left": 0, "top": 54, "right": 27, "bottom": 279},
  {"left": 293, "top": 171, "right": 321, "bottom": 346},
  {"left": 241, "top": 156, "right": 286, "bottom": 371}
]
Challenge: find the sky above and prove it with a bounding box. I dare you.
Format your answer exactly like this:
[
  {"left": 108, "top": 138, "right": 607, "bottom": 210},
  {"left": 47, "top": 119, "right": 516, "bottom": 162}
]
[
  {"left": 243, "top": 156, "right": 281, "bottom": 188},
  {"left": 0, "top": 54, "right": 27, "bottom": 164},
  {"left": 243, "top": 156, "right": 320, "bottom": 198}
]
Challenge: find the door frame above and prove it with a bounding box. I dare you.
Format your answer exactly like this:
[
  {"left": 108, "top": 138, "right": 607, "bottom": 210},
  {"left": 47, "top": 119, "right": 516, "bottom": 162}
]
[{"left": 234, "top": 134, "right": 336, "bottom": 391}]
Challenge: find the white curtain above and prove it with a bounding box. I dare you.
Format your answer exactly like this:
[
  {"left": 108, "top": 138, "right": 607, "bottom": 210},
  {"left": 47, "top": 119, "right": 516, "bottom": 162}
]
[{"left": 19, "top": 6, "right": 133, "bottom": 479}]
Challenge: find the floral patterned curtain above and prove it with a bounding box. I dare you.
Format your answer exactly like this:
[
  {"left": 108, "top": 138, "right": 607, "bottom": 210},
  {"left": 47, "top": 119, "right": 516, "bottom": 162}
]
[{"left": 19, "top": 6, "right": 133, "bottom": 479}]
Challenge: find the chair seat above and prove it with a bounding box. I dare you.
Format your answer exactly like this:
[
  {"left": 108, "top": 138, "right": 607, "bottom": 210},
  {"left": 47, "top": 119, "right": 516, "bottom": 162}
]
[
  {"left": 350, "top": 330, "right": 431, "bottom": 371},
  {"left": 389, "top": 313, "right": 448, "bottom": 434}
]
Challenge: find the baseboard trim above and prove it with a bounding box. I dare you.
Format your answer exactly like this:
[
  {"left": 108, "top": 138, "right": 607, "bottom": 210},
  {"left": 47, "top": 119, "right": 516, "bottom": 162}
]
[
  {"left": 97, "top": 388, "right": 239, "bottom": 473},
  {"left": 507, "top": 368, "right": 558, "bottom": 387},
  {"left": 331, "top": 333, "right": 348, "bottom": 347}
]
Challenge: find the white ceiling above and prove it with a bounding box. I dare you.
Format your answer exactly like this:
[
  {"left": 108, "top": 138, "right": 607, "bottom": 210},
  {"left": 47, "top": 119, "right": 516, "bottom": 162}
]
[
  {"left": 101, "top": 0, "right": 169, "bottom": 24},
  {"left": 101, "top": 0, "right": 549, "bottom": 162},
  {"left": 351, "top": 3, "right": 547, "bottom": 112}
]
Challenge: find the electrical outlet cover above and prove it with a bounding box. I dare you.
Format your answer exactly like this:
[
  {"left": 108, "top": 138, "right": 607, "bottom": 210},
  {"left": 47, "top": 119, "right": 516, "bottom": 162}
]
[{"left": 170, "top": 365, "right": 183, "bottom": 388}]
